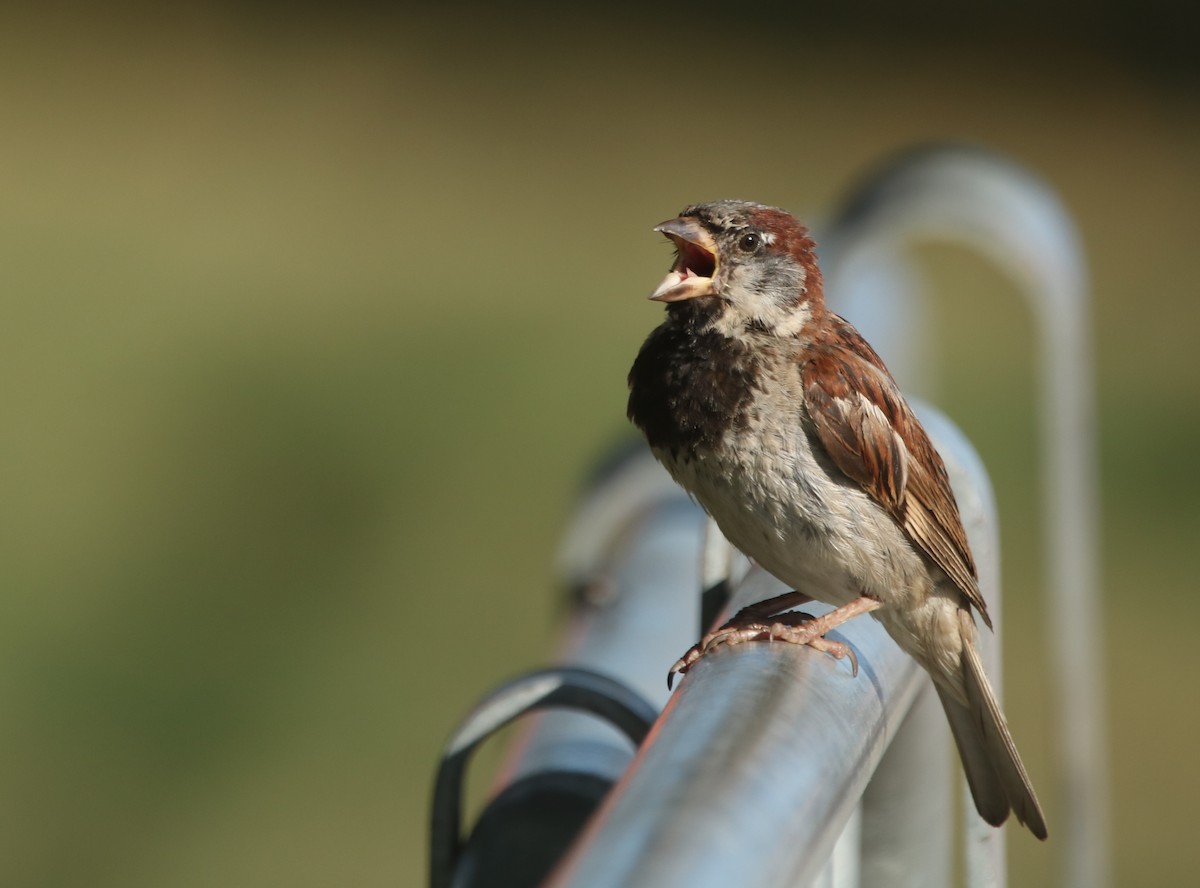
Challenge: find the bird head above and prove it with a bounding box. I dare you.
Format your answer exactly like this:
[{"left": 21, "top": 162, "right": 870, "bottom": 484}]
[{"left": 648, "top": 200, "right": 824, "bottom": 338}]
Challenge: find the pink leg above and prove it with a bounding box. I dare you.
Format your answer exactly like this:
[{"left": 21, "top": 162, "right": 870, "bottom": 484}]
[
  {"left": 721, "top": 589, "right": 813, "bottom": 625},
  {"left": 669, "top": 595, "right": 883, "bottom": 688}
]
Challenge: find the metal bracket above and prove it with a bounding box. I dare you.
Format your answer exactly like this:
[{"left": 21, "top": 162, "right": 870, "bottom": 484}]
[{"left": 429, "top": 667, "right": 657, "bottom": 888}]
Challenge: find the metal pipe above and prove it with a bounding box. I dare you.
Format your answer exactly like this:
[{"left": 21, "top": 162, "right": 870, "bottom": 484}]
[
  {"left": 920, "top": 405, "right": 1007, "bottom": 888},
  {"left": 506, "top": 452, "right": 708, "bottom": 788},
  {"left": 821, "top": 144, "right": 1108, "bottom": 888},
  {"left": 434, "top": 145, "right": 1078, "bottom": 888},
  {"left": 431, "top": 445, "right": 705, "bottom": 888},
  {"left": 859, "top": 681, "right": 953, "bottom": 888},
  {"left": 431, "top": 667, "right": 659, "bottom": 888},
  {"left": 546, "top": 405, "right": 994, "bottom": 888},
  {"left": 547, "top": 568, "right": 925, "bottom": 888}
]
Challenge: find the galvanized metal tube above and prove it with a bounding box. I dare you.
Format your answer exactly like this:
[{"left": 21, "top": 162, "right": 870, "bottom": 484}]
[
  {"left": 859, "top": 681, "right": 954, "bottom": 888},
  {"left": 921, "top": 404, "right": 1007, "bottom": 888},
  {"left": 440, "top": 146, "right": 1075, "bottom": 888},
  {"left": 547, "top": 406, "right": 993, "bottom": 888},
  {"left": 823, "top": 145, "right": 1107, "bottom": 888},
  {"left": 487, "top": 446, "right": 707, "bottom": 836},
  {"left": 505, "top": 493, "right": 708, "bottom": 786},
  {"left": 546, "top": 571, "right": 925, "bottom": 888}
]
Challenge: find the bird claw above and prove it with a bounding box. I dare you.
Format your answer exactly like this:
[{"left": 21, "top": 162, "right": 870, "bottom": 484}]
[
  {"left": 667, "top": 661, "right": 684, "bottom": 691},
  {"left": 667, "top": 609, "right": 861, "bottom": 688}
]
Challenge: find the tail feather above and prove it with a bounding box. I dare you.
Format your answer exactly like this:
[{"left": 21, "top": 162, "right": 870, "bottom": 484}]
[{"left": 938, "top": 615, "right": 1048, "bottom": 840}]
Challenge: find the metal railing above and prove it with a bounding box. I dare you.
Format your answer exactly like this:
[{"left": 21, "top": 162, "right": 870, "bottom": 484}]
[
  {"left": 429, "top": 144, "right": 1106, "bottom": 888},
  {"left": 545, "top": 407, "right": 996, "bottom": 888},
  {"left": 822, "top": 145, "right": 1108, "bottom": 888}
]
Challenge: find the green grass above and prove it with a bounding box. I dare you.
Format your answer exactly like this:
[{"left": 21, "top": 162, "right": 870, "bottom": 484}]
[{"left": 1, "top": 8, "right": 1197, "bottom": 887}]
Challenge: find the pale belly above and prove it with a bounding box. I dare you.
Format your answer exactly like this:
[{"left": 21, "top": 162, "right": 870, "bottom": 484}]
[
  {"left": 653, "top": 424, "right": 970, "bottom": 687},
  {"left": 664, "top": 437, "right": 927, "bottom": 608}
]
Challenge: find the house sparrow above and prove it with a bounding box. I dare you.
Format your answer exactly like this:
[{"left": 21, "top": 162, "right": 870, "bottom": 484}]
[{"left": 627, "top": 200, "right": 1047, "bottom": 840}]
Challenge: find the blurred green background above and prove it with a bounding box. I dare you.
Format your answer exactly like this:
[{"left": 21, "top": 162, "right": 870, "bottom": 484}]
[{"left": 2, "top": 3, "right": 1197, "bottom": 886}]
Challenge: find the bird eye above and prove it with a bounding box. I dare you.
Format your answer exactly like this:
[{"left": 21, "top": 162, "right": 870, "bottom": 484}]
[{"left": 738, "top": 232, "right": 761, "bottom": 252}]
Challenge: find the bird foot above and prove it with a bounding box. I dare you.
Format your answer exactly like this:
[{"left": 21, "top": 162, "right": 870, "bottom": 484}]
[{"left": 667, "top": 595, "right": 883, "bottom": 689}]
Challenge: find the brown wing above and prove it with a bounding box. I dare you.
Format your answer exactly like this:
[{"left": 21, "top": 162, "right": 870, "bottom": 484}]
[{"left": 801, "top": 316, "right": 991, "bottom": 627}]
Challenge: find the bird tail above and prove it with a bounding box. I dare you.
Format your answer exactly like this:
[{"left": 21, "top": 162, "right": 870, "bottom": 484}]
[{"left": 935, "top": 611, "right": 1048, "bottom": 841}]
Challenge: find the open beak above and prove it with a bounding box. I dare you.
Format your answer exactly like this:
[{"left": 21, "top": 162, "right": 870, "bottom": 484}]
[{"left": 648, "top": 217, "right": 718, "bottom": 302}]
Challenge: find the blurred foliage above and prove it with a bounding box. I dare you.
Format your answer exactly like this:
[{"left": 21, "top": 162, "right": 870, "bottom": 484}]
[{"left": 1, "top": 4, "right": 1197, "bottom": 887}]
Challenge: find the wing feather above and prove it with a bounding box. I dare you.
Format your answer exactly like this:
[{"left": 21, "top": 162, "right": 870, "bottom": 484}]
[{"left": 801, "top": 316, "right": 991, "bottom": 627}]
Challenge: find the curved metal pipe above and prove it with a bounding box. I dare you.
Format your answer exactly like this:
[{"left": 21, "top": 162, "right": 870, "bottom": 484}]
[
  {"left": 546, "top": 405, "right": 991, "bottom": 888},
  {"left": 823, "top": 144, "right": 1107, "bottom": 888}
]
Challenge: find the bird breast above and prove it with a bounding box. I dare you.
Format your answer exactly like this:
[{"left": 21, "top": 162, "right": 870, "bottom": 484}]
[{"left": 655, "top": 354, "right": 932, "bottom": 614}]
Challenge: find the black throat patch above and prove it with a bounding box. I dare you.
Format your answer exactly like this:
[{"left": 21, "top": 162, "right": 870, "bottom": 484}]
[{"left": 627, "top": 303, "right": 764, "bottom": 459}]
